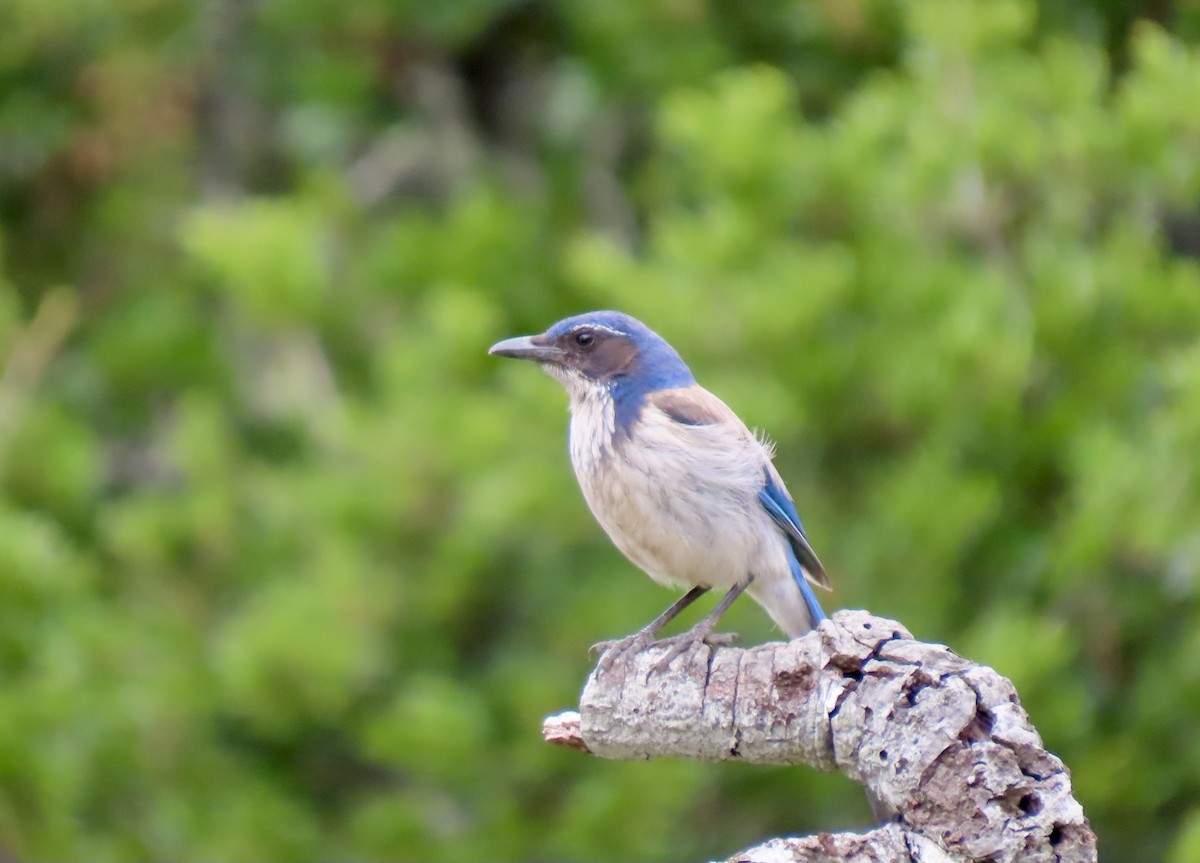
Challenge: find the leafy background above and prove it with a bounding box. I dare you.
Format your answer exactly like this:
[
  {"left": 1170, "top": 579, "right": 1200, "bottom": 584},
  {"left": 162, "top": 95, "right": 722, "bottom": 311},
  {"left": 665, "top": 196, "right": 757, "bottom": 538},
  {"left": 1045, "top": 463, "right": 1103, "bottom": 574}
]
[{"left": 2, "top": 0, "right": 1200, "bottom": 860}]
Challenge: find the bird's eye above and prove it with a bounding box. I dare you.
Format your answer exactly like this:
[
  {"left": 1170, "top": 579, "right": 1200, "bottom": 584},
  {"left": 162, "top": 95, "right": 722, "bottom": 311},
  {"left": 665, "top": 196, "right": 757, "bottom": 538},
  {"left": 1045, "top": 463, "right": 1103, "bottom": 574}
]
[{"left": 574, "top": 330, "right": 595, "bottom": 347}]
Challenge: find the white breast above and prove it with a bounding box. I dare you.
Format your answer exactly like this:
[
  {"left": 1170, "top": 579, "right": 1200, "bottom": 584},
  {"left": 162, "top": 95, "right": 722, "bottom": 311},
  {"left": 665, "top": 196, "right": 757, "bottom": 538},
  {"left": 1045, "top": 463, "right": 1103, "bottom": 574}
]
[
  {"left": 567, "top": 393, "right": 785, "bottom": 593},
  {"left": 567, "top": 385, "right": 616, "bottom": 476}
]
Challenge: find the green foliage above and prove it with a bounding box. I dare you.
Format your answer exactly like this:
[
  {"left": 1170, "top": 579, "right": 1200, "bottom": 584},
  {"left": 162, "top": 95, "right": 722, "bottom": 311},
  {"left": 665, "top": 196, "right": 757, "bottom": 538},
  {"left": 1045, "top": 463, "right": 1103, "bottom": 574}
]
[{"left": 2, "top": 1, "right": 1200, "bottom": 861}]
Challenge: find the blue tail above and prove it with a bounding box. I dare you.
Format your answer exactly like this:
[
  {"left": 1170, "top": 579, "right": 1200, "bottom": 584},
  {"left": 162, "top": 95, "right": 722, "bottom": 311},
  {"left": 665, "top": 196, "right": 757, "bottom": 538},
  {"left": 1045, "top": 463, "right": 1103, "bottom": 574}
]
[{"left": 785, "top": 544, "right": 827, "bottom": 624}]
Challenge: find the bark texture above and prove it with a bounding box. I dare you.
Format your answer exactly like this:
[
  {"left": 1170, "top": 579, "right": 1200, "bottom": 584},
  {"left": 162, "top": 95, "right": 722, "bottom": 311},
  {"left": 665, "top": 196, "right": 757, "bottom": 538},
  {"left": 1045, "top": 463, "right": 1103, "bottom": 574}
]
[{"left": 542, "top": 610, "right": 1096, "bottom": 863}]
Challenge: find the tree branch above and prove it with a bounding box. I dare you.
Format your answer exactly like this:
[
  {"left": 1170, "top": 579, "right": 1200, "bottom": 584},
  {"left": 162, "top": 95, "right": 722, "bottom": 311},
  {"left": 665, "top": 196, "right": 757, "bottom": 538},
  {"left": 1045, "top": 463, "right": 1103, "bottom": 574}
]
[{"left": 542, "top": 610, "right": 1096, "bottom": 863}]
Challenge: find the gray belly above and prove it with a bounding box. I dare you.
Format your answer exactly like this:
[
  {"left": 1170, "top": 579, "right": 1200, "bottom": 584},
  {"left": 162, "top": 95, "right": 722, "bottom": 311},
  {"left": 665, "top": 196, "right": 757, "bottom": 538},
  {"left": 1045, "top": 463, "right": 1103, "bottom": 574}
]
[{"left": 573, "top": 445, "right": 764, "bottom": 591}]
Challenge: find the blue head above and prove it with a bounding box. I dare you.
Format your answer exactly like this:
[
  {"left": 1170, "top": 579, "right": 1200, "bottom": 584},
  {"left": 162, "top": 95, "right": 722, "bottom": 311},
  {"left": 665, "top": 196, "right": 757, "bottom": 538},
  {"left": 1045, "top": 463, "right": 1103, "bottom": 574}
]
[{"left": 489, "top": 311, "right": 695, "bottom": 431}]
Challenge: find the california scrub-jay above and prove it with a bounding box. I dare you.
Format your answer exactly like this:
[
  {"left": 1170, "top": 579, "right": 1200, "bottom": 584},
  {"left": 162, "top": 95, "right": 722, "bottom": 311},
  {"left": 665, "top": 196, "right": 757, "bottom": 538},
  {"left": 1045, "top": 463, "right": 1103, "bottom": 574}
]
[{"left": 490, "top": 311, "right": 831, "bottom": 666}]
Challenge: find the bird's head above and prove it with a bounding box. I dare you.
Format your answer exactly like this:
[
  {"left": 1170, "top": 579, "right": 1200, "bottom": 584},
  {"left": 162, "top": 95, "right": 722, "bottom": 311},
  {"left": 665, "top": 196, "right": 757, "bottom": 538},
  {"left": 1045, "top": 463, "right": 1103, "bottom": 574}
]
[{"left": 489, "top": 311, "right": 694, "bottom": 402}]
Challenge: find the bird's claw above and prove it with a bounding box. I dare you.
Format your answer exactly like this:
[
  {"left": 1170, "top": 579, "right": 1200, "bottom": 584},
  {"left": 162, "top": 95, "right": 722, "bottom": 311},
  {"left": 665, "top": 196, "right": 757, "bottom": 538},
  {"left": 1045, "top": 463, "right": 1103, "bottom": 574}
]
[
  {"left": 591, "top": 627, "right": 740, "bottom": 675},
  {"left": 649, "top": 629, "right": 739, "bottom": 674},
  {"left": 590, "top": 629, "right": 657, "bottom": 672}
]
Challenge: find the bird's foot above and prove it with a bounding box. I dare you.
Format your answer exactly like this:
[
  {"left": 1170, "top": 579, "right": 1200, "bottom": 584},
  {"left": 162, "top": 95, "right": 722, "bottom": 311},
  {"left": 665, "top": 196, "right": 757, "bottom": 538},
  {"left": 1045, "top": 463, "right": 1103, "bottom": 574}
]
[
  {"left": 590, "top": 628, "right": 658, "bottom": 672},
  {"left": 591, "top": 626, "right": 741, "bottom": 675},
  {"left": 649, "top": 629, "right": 739, "bottom": 674}
]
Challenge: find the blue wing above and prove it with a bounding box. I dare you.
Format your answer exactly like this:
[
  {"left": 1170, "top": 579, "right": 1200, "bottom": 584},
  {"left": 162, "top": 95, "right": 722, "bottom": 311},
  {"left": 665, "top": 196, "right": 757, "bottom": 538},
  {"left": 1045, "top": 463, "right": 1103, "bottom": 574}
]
[{"left": 758, "top": 467, "right": 829, "bottom": 624}]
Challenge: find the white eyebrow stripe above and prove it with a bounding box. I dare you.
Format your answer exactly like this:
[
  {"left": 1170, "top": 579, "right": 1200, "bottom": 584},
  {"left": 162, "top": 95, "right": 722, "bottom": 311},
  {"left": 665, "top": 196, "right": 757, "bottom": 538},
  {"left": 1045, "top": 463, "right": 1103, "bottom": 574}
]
[{"left": 573, "top": 324, "right": 625, "bottom": 337}]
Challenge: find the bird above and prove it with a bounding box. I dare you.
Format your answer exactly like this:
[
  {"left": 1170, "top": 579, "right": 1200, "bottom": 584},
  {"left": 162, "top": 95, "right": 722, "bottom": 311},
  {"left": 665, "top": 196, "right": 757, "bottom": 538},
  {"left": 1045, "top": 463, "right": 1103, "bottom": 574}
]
[{"left": 489, "top": 311, "right": 831, "bottom": 668}]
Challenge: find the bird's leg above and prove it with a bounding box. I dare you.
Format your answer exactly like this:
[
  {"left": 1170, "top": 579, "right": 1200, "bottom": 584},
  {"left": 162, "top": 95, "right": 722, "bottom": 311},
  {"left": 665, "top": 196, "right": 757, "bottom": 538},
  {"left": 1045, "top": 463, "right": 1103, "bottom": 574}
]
[
  {"left": 591, "top": 586, "right": 709, "bottom": 669},
  {"left": 649, "top": 578, "right": 751, "bottom": 673}
]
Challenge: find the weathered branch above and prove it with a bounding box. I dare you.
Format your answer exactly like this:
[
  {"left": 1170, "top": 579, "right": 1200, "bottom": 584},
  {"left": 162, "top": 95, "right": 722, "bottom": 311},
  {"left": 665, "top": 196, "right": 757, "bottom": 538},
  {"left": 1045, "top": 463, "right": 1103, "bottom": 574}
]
[{"left": 542, "top": 610, "right": 1096, "bottom": 863}]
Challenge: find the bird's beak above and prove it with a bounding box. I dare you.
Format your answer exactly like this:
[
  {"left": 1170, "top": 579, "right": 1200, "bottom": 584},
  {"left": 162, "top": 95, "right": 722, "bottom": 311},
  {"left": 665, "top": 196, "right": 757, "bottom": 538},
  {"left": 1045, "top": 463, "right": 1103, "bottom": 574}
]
[{"left": 488, "top": 334, "right": 563, "bottom": 363}]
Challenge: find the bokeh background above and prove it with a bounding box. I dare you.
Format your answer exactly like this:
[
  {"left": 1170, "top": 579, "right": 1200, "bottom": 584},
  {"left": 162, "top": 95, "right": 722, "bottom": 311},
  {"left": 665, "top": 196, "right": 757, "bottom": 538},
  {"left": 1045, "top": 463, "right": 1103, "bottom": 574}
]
[{"left": 2, "top": 0, "right": 1200, "bottom": 860}]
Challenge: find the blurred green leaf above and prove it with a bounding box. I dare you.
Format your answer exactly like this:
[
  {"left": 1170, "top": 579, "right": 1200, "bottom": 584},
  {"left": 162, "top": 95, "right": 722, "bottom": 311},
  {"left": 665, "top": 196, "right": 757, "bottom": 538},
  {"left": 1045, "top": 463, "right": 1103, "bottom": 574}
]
[{"left": 2, "top": 0, "right": 1200, "bottom": 860}]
